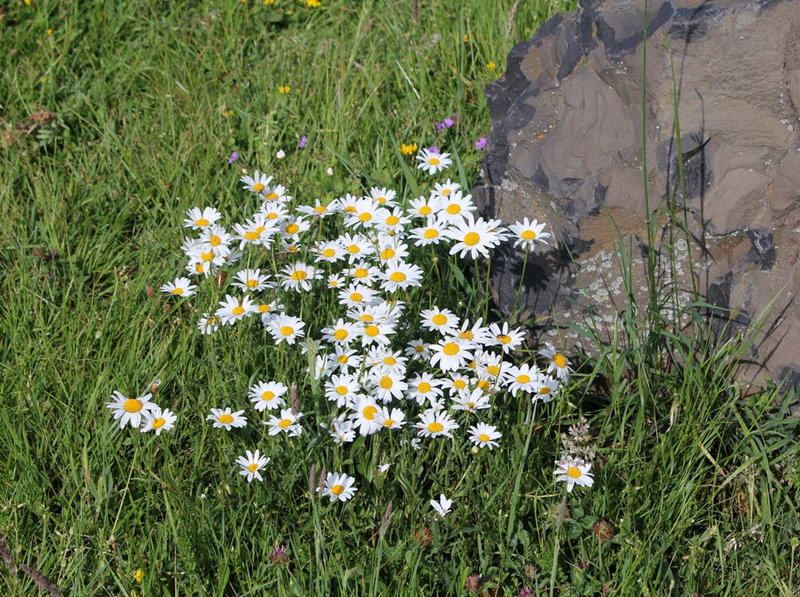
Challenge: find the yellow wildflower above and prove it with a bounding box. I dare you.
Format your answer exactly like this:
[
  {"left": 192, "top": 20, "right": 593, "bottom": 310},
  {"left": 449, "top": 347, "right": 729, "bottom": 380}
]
[
  {"left": 278, "top": 85, "right": 291, "bottom": 94},
  {"left": 486, "top": 62, "right": 497, "bottom": 71},
  {"left": 399, "top": 143, "right": 418, "bottom": 156},
  {"left": 133, "top": 569, "right": 143, "bottom": 583}
]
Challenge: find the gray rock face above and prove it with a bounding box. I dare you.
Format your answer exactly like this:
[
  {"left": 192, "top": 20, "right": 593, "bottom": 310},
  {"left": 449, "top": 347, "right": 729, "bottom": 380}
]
[{"left": 473, "top": 0, "right": 800, "bottom": 390}]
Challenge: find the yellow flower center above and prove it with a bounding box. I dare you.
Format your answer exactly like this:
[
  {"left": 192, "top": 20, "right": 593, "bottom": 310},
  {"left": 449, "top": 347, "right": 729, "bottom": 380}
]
[
  {"left": 386, "top": 215, "right": 399, "bottom": 225},
  {"left": 390, "top": 271, "right": 406, "bottom": 282},
  {"left": 427, "top": 421, "right": 444, "bottom": 433},
  {"left": 291, "top": 270, "right": 308, "bottom": 280},
  {"left": 322, "top": 248, "right": 335, "bottom": 258},
  {"left": 420, "top": 205, "right": 432, "bottom": 215},
  {"left": 266, "top": 211, "right": 279, "bottom": 219},
  {"left": 280, "top": 326, "right": 294, "bottom": 336},
  {"left": 381, "top": 248, "right": 396, "bottom": 260},
  {"left": 459, "top": 330, "right": 474, "bottom": 340},
  {"left": 487, "top": 365, "right": 500, "bottom": 376},
  {"left": 248, "top": 463, "right": 259, "bottom": 473},
  {"left": 477, "top": 379, "right": 491, "bottom": 390},
  {"left": 195, "top": 263, "right": 205, "bottom": 273},
  {"left": 123, "top": 398, "right": 142, "bottom": 413},
  {"left": 478, "top": 433, "right": 490, "bottom": 442},
  {"left": 554, "top": 354, "right": 567, "bottom": 368},
  {"left": 539, "top": 386, "right": 552, "bottom": 395},
  {"left": 383, "top": 357, "right": 396, "bottom": 365},
  {"left": 266, "top": 192, "right": 279, "bottom": 200},
  {"left": 454, "top": 379, "right": 467, "bottom": 389},
  {"left": 152, "top": 417, "right": 165, "bottom": 429},
  {"left": 350, "top": 292, "right": 363, "bottom": 302},
  {"left": 336, "top": 386, "right": 348, "bottom": 395},
  {"left": 232, "top": 306, "right": 245, "bottom": 316},
  {"left": 244, "top": 231, "right": 259, "bottom": 241},
  {"left": 441, "top": 189, "right": 452, "bottom": 196},
  {"left": 253, "top": 183, "right": 265, "bottom": 192},
  {"left": 566, "top": 466, "right": 582, "bottom": 479},
  {"left": 432, "top": 314, "right": 447, "bottom": 326},
  {"left": 286, "top": 223, "right": 300, "bottom": 235},
  {"left": 261, "top": 391, "right": 275, "bottom": 402},
  {"left": 247, "top": 279, "right": 259, "bottom": 288},
  {"left": 382, "top": 419, "right": 395, "bottom": 427},
  {"left": 418, "top": 382, "right": 431, "bottom": 393},
  {"left": 429, "top": 157, "right": 440, "bottom": 166},
  {"left": 172, "top": 287, "right": 184, "bottom": 295},
  {"left": 210, "top": 235, "right": 221, "bottom": 246},
  {"left": 464, "top": 232, "right": 481, "bottom": 246},
  {"left": 278, "top": 418, "right": 292, "bottom": 428},
  {"left": 347, "top": 244, "right": 360, "bottom": 254},
  {"left": 218, "top": 413, "right": 234, "bottom": 424},
  {"left": 413, "top": 344, "right": 424, "bottom": 353},
  {"left": 338, "top": 354, "right": 349, "bottom": 364},
  {"left": 446, "top": 204, "right": 461, "bottom": 215},
  {"left": 443, "top": 342, "right": 459, "bottom": 356},
  {"left": 331, "top": 484, "right": 344, "bottom": 495},
  {"left": 424, "top": 228, "right": 439, "bottom": 239},
  {"left": 314, "top": 205, "right": 326, "bottom": 214},
  {"left": 195, "top": 217, "right": 209, "bottom": 226},
  {"left": 258, "top": 304, "right": 271, "bottom": 313},
  {"left": 466, "top": 401, "right": 475, "bottom": 409},
  {"left": 498, "top": 335, "right": 512, "bottom": 344},
  {"left": 354, "top": 268, "right": 368, "bottom": 278},
  {"left": 334, "top": 329, "right": 348, "bottom": 340},
  {"left": 517, "top": 374, "right": 531, "bottom": 384},
  {"left": 359, "top": 212, "right": 372, "bottom": 222},
  {"left": 360, "top": 314, "right": 373, "bottom": 322},
  {"left": 380, "top": 376, "right": 393, "bottom": 389},
  {"left": 201, "top": 250, "right": 215, "bottom": 262},
  {"left": 365, "top": 325, "right": 379, "bottom": 337},
  {"left": 521, "top": 229, "right": 536, "bottom": 240},
  {"left": 363, "top": 405, "right": 378, "bottom": 420}
]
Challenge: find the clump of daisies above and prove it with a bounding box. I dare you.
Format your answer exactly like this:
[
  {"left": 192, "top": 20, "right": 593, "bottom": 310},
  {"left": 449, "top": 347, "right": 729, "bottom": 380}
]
[
  {"left": 117, "top": 145, "right": 576, "bottom": 506},
  {"left": 105, "top": 386, "right": 177, "bottom": 436}
]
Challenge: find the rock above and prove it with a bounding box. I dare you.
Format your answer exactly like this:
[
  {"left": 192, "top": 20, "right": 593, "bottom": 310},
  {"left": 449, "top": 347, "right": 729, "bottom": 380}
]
[{"left": 472, "top": 0, "right": 800, "bottom": 391}]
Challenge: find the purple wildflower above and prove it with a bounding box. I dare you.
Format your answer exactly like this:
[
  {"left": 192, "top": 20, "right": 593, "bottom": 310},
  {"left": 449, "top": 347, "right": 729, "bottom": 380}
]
[
  {"left": 228, "top": 151, "right": 238, "bottom": 164},
  {"left": 427, "top": 145, "right": 440, "bottom": 155},
  {"left": 519, "top": 589, "right": 533, "bottom": 597},
  {"left": 270, "top": 543, "right": 288, "bottom": 565},
  {"left": 299, "top": 135, "right": 307, "bottom": 149},
  {"left": 475, "top": 137, "right": 487, "bottom": 150},
  {"left": 443, "top": 117, "right": 454, "bottom": 128},
  {"left": 435, "top": 122, "right": 445, "bottom": 133}
]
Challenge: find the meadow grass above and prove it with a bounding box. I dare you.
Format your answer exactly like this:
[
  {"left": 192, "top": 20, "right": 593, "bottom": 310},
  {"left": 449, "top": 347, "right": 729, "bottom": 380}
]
[{"left": 1, "top": 1, "right": 799, "bottom": 595}]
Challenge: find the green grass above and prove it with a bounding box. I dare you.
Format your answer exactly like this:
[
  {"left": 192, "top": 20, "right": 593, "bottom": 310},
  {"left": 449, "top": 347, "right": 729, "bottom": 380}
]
[{"left": 2, "top": 0, "right": 799, "bottom": 595}]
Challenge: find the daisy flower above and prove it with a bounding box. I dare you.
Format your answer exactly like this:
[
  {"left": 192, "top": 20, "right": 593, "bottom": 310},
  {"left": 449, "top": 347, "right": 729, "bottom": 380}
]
[
  {"left": 346, "top": 261, "right": 381, "bottom": 285},
  {"left": 420, "top": 307, "right": 459, "bottom": 335},
  {"left": 265, "top": 408, "right": 303, "bottom": 436},
  {"left": 456, "top": 318, "right": 492, "bottom": 345},
  {"left": 375, "top": 207, "right": 411, "bottom": 234},
  {"left": 350, "top": 396, "right": 382, "bottom": 436},
  {"left": 468, "top": 422, "right": 502, "bottom": 450},
  {"left": 281, "top": 216, "right": 310, "bottom": 240},
  {"left": 443, "top": 373, "right": 471, "bottom": 397},
  {"left": 207, "top": 407, "right": 247, "bottom": 430},
  {"left": 343, "top": 197, "right": 381, "bottom": 230},
  {"left": 321, "top": 472, "right": 358, "bottom": 503},
  {"left": 231, "top": 268, "right": 271, "bottom": 293},
  {"left": 339, "top": 284, "right": 380, "bottom": 309},
  {"left": 267, "top": 313, "right": 306, "bottom": 345},
  {"left": 255, "top": 299, "right": 282, "bottom": 325},
  {"left": 261, "top": 183, "right": 290, "bottom": 203},
  {"left": 435, "top": 190, "right": 476, "bottom": 225},
  {"left": 236, "top": 450, "right": 271, "bottom": 483},
  {"left": 199, "top": 224, "right": 233, "bottom": 249},
  {"left": 408, "top": 372, "right": 444, "bottom": 405},
  {"left": 314, "top": 239, "right": 345, "bottom": 263},
  {"left": 430, "top": 494, "right": 453, "bottom": 517},
  {"left": 505, "top": 363, "right": 539, "bottom": 396},
  {"left": 478, "top": 350, "right": 506, "bottom": 380},
  {"left": 106, "top": 391, "right": 158, "bottom": 429},
  {"left": 368, "top": 186, "right": 398, "bottom": 207},
  {"left": 327, "top": 273, "right": 346, "bottom": 289},
  {"left": 369, "top": 367, "right": 408, "bottom": 403},
  {"left": 321, "top": 318, "right": 360, "bottom": 345},
  {"left": 415, "top": 409, "right": 459, "bottom": 439},
  {"left": 405, "top": 338, "right": 431, "bottom": 360},
  {"left": 359, "top": 320, "right": 395, "bottom": 347},
  {"left": 538, "top": 343, "right": 572, "bottom": 380},
  {"left": 216, "top": 294, "right": 257, "bottom": 326},
  {"left": 533, "top": 374, "right": 559, "bottom": 403},
  {"left": 160, "top": 277, "right": 197, "bottom": 298},
  {"left": 259, "top": 200, "right": 289, "bottom": 223},
  {"left": 337, "top": 193, "right": 360, "bottom": 215},
  {"left": 197, "top": 314, "right": 220, "bottom": 334},
  {"left": 379, "top": 261, "right": 424, "bottom": 293},
  {"left": 367, "top": 347, "right": 407, "bottom": 374},
  {"left": 324, "top": 373, "right": 362, "bottom": 407},
  {"left": 240, "top": 170, "right": 272, "bottom": 194},
  {"left": 509, "top": 217, "right": 551, "bottom": 251},
  {"left": 407, "top": 195, "right": 438, "bottom": 219},
  {"left": 450, "top": 388, "right": 491, "bottom": 413},
  {"left": 297, "top": 198, "right": 337, "bottom": 218},
  {"left": 487, "top": 322, "right": 526, "bottom": 353},
  {"left": 416, "top": 148, "right": 452, "bottom": 175},
  {"left": 431, "top": 179, "right": 461, "bottom": 199},
  {"left": 248, "top": 381, "right": 288, "bottom": 411},
  {"left": 339, "top": 233, "right": 375, "bottom": 263},
  {"left": 409, "top": 217, "right": 449, "bottom": 246},
  {"left": 140, "top": 407, "right": 177, "bottom": 435},
  {"left": 553, "top": 458, "right": 594, "bottom": 493},
  {"left": 429, "top": 337, "right": 474, "bottom": 372},
  {"left": 330, "top": 345, "right": 363, "bottom": 374},
  {"left": 376, "top": 238, "right": 410, "bottom": 263},
  {"left": 374, "top": 406, "right": 406, "bottom": 430},
  {"left": 328, "top": 417, "right": 356, "bottom": 445},
  {"left": 447, "top": 216, "right": 508, "bottom": 260},
  {"left": 184, "top": 206, "right": 222, "bottom": 230},
  {"left": 279, "top": 261, "right": 319, "bottom": 293}
]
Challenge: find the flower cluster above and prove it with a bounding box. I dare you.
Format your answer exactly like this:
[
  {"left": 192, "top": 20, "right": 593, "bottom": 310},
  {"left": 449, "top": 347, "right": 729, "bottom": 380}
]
[
  {"left": 119, "top": 145, "right": 573, "bottom": 505},
  {"left": 552, "top": 414, "right": 595, "bottom": 493}
]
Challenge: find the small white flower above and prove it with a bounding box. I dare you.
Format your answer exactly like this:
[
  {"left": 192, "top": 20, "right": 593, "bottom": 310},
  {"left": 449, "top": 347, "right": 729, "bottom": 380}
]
[
  {"left": 276, "top": 149, "right": 286, "bottom": 160},
  {"left": 430, "top": 494, "right": 453, "bottom": 518},
  {"left": 326, "top": 167, "right": 334, "bottom": 176}
]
